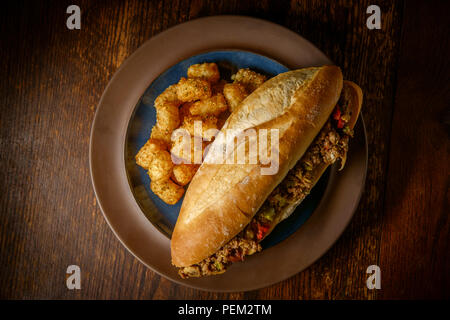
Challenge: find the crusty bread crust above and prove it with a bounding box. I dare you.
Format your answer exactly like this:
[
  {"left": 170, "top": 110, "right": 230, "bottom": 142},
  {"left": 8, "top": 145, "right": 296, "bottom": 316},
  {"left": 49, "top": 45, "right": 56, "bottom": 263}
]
[{"left": 171, "top": 66, "right": 343, "bottom": 267}]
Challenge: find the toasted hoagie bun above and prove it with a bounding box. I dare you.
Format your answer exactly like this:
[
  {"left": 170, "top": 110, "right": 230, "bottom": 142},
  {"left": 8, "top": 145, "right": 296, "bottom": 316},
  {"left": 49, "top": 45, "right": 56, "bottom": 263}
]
[{"left": 171, "top": 66, "right": 345, "bottom": 267}]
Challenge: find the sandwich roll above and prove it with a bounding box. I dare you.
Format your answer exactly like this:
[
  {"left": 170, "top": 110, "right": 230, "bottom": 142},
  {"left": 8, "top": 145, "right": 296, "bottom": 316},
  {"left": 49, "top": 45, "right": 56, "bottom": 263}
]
[
  {"left": 171, "top": 66, "right": 344, "bottom": 269},
  {"left": 175, "top": 78, "right": 362, "bottom": 278}
]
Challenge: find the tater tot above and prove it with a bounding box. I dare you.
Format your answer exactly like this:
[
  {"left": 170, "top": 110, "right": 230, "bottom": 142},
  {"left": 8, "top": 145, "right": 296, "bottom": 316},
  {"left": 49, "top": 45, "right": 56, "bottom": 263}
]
[
  {"left": 187, "top": 63, "right": 220, "bottom": 83},
  {"left": 189, "top": 93, "right": 228, "bottom": 117},
  {"left": 170, "top": 134, "right": 204, "bottom": 164},
  {"left": 150, "top": 178, "right": 185, "bottom": 205},
  {"left": 181, "top": 114, "right": 218, "bottom": 140},
  {"left": 223, "top": 83, "right": 248, "bottom": 112},
  {"left": 156, "top": 102, "right": 180, "bottom": 133},
  {"left": 232, "top": 68, "right": 267, "bottom": 93},
  {"left": 135, "top": 138, "right": 167, "bottom": 169},
  {"left": 172, "top": 164, "right": 199, "bottom": 186},
  {"left": 151, "top": 124, "right": 172, "bottom": 145},
  {"left": 147, "top": 150, "right": 174, "bottom": 181},
  {"left": 154, "top": 84, "right": 181, "bottom": 108},
  {"left": 176, "top": 77, "right": 212, "bottom": 102}
]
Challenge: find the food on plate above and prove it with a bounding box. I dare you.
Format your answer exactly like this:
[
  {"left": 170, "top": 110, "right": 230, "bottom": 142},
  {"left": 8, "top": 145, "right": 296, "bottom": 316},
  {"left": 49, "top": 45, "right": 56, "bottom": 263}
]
[
  {"left": 180, "top": 114, "right": 218, "bottom": 140},
  {"left": 170, "top": 135, "right": 204, "bottom": 164},
  {"left": 172, "top": 164, "right": 200, "bottom": 186},
  {"left": 189, "top": 93, "right": 228, "bottom": 117},
  {"left": 155, "top": 102, "right": 180, "bottom": 133},
  {"left": 231, "top": 68, "right": 267, "bottom": 93},
  {"left": 150, "top": 178, "right": 185, "bottom": 205},
  {"left": 147, "top": 149, "right": 173, "bottom": 181},
  {"left": 154, "top": 84, "right": 181, "bottom": 108},
  {"left": 150, "top": 124, "right": 172, "bottom": 145},
  {"left": 135, "top": 138, "right": 167, "bottom": 169},
  {"left": 170, "top": 66, "right": 363, "bottom": 278},
  {"left": 178, "top": 102, "right": 193, "bottom": 123},
  {"left": 223, "top": 83, "right": 248, "bottom": 112},
  {"left": 135, "top": 62, "right": 267, "bottom": 204},
  {"left": 187, "top": 63, "right": 220, "bottom": 83},
  {"left": 176, "top": 77, "right": 212, "bottom": 102}
]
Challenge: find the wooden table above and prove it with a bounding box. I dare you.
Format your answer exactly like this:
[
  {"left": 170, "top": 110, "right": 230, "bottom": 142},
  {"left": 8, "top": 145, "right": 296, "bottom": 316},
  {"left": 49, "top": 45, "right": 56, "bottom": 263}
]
[{"left": 1, "top": 0, "right": 448, "bottom": 300}]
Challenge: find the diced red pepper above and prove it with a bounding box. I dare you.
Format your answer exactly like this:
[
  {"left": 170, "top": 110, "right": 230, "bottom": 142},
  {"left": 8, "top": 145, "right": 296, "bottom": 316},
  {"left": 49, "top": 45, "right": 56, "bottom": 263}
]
[
  {"left": 256, "top": 222, "right": 270, "bottom": 241},
  {"left": 333, "top": 106, "right": 345, "bottom": 129},
  {"left": 229, "top": 249, "right": 243, "bottom": 262}
]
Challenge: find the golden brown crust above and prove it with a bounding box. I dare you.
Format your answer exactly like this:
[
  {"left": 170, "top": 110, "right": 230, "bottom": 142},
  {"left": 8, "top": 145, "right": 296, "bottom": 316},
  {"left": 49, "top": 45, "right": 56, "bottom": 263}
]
[
  {"left": 135, "top": 138, "right": 167, "bottom": 170},
  {"left": 176, "top": 77, "right": 212, "bottom": 102},
  {"left": 171, "top": 66, "right": 343, "bottom": 267},
  {"left": 150, "top": 179, "right": 185, "bottom": 205},
  {"left": 187, "top": 62, "right": 220, "bottom": 83}
]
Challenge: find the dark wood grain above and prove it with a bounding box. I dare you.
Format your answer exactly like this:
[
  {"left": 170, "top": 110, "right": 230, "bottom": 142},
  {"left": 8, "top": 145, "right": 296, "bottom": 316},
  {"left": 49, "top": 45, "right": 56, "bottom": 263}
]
[
  {"left": 0, "top": 0, "right": 448, "bottom": 299},
  {"left": 379, "top": 0, "right": 450, "bottom": 299}
]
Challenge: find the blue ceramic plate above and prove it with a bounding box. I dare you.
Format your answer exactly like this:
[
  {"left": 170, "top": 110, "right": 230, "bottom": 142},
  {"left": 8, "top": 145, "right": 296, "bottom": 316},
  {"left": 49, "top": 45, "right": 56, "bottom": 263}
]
[{"left": 125, "top": 50, "right": 330, "bottom": 249}]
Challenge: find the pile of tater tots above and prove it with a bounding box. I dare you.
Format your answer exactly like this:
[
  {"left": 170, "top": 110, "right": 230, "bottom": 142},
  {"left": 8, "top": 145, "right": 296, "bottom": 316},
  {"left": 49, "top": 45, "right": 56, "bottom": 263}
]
[{"left": 136, "top": 62, "right": 267, "bottom": 204}]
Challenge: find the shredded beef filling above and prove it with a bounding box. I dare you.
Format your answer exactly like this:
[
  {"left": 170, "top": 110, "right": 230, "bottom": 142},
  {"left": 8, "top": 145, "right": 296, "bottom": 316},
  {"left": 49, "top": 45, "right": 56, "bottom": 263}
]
[
  {"left": 178, "top": 105, "right": 353, "bottom": 278},
  {"left": 179, "top": 237, "right": 261, "bottom": 278}
]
